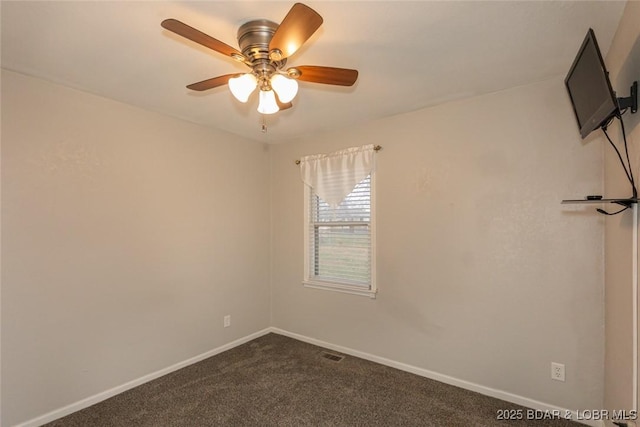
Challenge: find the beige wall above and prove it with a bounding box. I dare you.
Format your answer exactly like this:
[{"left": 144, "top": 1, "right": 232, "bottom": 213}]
[
  {"left": 603, "top": 1, "right": 640, "bottom": 421},
  {"left": 1, "top": 70, "right": 271, "bottom": 426},
  {"left": 270, "top": 77, "right": 604, "bottom": 411}
]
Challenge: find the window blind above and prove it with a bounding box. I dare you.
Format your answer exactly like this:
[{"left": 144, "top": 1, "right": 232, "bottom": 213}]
[{"left": 308, "top": 175, "right": 371, "bottom": 286}]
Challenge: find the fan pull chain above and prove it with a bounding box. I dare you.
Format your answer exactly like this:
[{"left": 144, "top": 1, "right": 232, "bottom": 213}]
[{"left": 261, "top": 115, "right": 267, "bottom": 133}]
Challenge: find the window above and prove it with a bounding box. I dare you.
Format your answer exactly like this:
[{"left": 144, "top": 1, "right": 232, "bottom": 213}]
[{"left": 303, "top": 174, "right": 376, "bottom": 297}]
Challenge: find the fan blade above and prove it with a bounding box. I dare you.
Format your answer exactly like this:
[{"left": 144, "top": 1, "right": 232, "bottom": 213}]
[
  {"left": 186, "top": 74, "right": 241, "bottom": 91},
  {"left": 290, "top": 66, "right": 358, "bottom": 86},
  {"left": 269, "top": 3, "right": 323, "bottom": 60},
  {"left": 161, "top": 19, "right": 245, "bottom": 60}
]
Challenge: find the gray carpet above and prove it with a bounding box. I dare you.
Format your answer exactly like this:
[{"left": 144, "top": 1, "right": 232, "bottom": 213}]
[{"left": 45, "top": 333, "right": 579, "bottom": 426}]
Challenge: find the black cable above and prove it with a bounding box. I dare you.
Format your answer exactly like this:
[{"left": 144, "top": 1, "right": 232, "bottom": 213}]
[
  {"left": 597, "top": 206, "right": 630, "bottom": 215},
  {"left": 618, "top": 113, "right": 637, "bottom": 198},
  {"left": 602, "top": 126, "right": 633, "bottom": 183},
  {"left": 603, "top": 115, "right": 616, "bottom": 128},
  {"left": 595, "top": 111, "right": 638, "bottom": 216}
]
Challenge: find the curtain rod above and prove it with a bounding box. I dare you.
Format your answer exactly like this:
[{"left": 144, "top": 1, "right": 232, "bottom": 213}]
[{"left": 295, "top": 145, "right": 382, "bottom": 165}]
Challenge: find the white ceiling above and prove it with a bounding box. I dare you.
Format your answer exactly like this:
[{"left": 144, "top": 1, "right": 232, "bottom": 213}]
[{"left": 1, "top": 1, "right": 627, "bottom": 143}]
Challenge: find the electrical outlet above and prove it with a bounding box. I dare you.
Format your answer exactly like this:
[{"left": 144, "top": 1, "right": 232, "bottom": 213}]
[
  {"left": 223, "top": 315, "right": 231, "bottom": 328},
  {"left": 551, "top": 362, "right": 565, "bottom": 382}
]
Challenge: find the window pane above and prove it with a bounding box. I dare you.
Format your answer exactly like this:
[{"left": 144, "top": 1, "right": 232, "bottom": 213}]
[{"left": 313, "top": 225, "right": 371, "bottom": 285}]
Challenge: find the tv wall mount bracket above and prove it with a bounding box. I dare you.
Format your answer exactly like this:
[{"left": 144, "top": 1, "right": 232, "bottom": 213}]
[{"left": 617, "top": 81, "right": 638, "bottom": 113}]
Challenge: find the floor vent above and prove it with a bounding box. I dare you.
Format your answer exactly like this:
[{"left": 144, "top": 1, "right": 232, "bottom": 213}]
[{"left": 321, "top": 352, "right": 345, "bottom": 362}]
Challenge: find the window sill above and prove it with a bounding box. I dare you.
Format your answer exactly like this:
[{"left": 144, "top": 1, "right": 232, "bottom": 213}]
[{"left": 302, "top": 280, "right": 377, "bottom": 298}]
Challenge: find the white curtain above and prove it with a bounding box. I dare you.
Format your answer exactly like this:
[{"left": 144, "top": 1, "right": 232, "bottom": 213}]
[{"left": 299, "top": 144, "right": 375, "bottom": 208}]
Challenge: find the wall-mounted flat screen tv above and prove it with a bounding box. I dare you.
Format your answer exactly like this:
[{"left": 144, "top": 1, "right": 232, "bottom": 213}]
[{"left": 565, "top": 28, "right": 618, "bottom": 139}]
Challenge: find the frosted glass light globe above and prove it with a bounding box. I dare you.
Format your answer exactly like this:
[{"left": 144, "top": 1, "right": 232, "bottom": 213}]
[
  {"left": 257, "top": 89, "right": 280, "bottom": 114},
  {"left": 228, "top": 73, "right": 257, "bottom": 103},
  {"left": 270, "top": 74, "right": 299, "bottom": 103}
]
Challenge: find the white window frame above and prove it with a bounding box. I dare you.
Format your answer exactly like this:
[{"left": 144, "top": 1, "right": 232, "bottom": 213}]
[{"left": 303, "top": 172, "right": 377, "bottom": 298}]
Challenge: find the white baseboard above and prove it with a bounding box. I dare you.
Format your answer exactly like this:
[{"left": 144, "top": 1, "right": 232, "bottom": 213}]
[
  {"left": 14, "top": 328, "right": 272, "bottom": 427},
  {"left": 269, "top": 327, "right": 604, "bottom": 427}
]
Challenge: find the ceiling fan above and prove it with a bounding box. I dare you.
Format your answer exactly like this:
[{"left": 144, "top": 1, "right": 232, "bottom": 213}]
[{"left": 161, "top": 3, "right": 358, "bottom": 115}]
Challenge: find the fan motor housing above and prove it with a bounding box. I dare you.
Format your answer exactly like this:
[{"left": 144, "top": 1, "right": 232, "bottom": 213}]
[{"left": 237, "top": 19, "right": 286, "bottom": 71}]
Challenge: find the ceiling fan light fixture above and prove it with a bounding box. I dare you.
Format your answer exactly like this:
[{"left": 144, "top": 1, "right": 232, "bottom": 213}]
[
  {"left": 162, "top": 3, "right": 359, "bottom": 121},
  {"left": 270, "top": 74, "right": 299, "bottom": 103},
  {"left": 228, "top": 73, "right": 257, "bottom": 102},
  {"left": 257, "top": 89, "right": 280, "bottom": 114}
]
